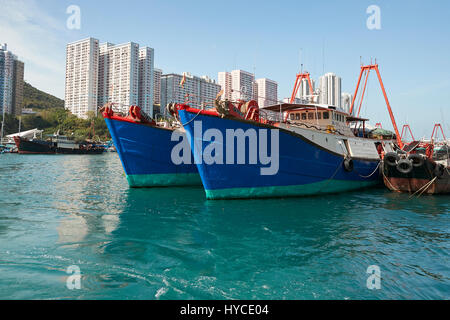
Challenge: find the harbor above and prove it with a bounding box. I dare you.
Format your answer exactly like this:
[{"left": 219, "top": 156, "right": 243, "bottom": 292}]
[{"left": 0, "top": 0, "right": 449, "bottom": 304}]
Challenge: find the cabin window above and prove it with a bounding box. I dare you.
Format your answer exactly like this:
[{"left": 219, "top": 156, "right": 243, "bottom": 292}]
[
  {"left": 296, "top": 113, "right": 300, "bottom": 120},
  {"left": 302, "top": 113, "right": 306, "bottom": 120},
  {"left": 308, "top": 113, "right": 314, "bottom": 120},
  {"left": 323, "top": 112, "right": 329, "bottom": 119},
  {"left": 317, "top": 112, "right": 322, "bottom": 120},
  {"left": 290, "top": 113, "right": 295, "bottom": 120}
]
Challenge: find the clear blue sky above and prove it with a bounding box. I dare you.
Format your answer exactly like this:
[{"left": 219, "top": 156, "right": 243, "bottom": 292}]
[{"left": 1, "top": 0, "right": 449, "bottom": 138}]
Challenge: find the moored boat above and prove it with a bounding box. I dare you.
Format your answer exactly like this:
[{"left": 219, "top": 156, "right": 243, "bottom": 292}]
[
  {"left": 13, "top": 135, "right": 105, "bottom": 154},
  {"left": 177, "top": 100, "right": 387, "bottom": 200},
  {"left": 176, "top": 63, "right": 405, "bottom": 200},
  {"left": 102, "top": 105, "right": 201, "bottom": 187},
  {"left": 382, "top": 131, "right": 450, "bottom": 195}
]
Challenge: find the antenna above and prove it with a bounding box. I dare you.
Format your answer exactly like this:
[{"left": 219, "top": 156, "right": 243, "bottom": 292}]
[{"left": 299, "top": 48, "right": 302, "bottom": 73}]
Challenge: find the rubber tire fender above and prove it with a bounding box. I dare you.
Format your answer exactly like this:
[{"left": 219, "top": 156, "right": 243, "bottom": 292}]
[
  {"left": 385, "top": 152, "right": 400, "bottom": 167},
  {"left": 343, "top": 158, "right": 354, "bottom": 172},
  {"left": 396, "top": 159, "right": 413, "bottom": 174},
  {"left": 434, "top": 163, "right": 445, "bottom": 179},
  {"left": 408, "top": 154, "right": 424, "bottom": 168}
]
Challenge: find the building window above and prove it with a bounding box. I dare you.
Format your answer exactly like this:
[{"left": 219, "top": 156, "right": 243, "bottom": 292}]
[
  {"left": 296, "top": 113, "right": 300, "bottom": 120},
  {"left": 301, "top": 113, "right": 306, "bottom": 120},
  {"left": 308, "top": 113, "right": 314, "bottom": 120}
]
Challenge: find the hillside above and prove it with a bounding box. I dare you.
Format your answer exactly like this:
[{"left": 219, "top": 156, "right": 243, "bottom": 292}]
[
  {"left": 23, "top": 82, "right": 64, "bottom": 110},
  {"left": 1, "top": 83, "right": 109, "bottom": 140}
]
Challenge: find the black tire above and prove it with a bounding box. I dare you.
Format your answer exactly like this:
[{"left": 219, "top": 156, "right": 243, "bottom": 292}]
[
  {"left": 434, "top": 163, "right": 445, "bottom": 179},
  {"left": 396, "top": 159, "right": 413, "bottom": 174},
  {"left": 343, "top": 158, "right": 354, "bottom": 172},
  {"left": 385, "top": 152, "right": 400, "bottom": 167},
  {"left": 408, "top": 154, "right": 424, "bottom": 167}
]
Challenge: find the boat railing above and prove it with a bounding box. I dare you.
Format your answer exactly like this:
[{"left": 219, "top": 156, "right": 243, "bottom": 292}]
[{"left": 258, "top": 109, "right": 285, "bottom": 123}]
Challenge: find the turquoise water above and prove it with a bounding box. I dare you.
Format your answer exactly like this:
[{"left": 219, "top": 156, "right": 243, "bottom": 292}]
[{"left": 0, "top": 153, "right": 448, "bottom": 300}]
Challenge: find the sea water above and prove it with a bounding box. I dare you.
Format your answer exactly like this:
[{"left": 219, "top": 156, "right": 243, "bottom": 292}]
[{"left": 0, "top": 153, "right": 448, "bottom": 299}]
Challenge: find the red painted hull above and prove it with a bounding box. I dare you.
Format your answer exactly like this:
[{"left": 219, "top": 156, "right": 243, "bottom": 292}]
[
  {"left": 383, "top": 176, "right": 450, "bottom": 194},
  {"left": 383, "top": 158, "right": 450, "bottom": 194}
]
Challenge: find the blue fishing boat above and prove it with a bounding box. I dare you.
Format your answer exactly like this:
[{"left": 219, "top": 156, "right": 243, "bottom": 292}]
[
  {"left": 177, "top": 100, "right": 389, "bottom": 200},
  {"left": 102, "top": 105, "right": 201, "bottom": 187}
]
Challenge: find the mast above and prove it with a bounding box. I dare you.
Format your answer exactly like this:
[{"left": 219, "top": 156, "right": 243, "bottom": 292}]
[
  {"left": 431, "top": 123, "right": 446, "bottom": 141},
  {"left": 349, "top": 63, "right": 403, "bottom": 148},
  {"left": 400, "top": 124, "right": 415, "bottom": 141},
  {"left": 290, "top": 72, "right": 315, "bottom": 104}
]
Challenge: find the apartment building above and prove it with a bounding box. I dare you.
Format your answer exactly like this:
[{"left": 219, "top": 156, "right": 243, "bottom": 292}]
[
  {"left": 0, "top": 44, "right": 24, "bottom": 116},
  {"left": 296, "top": 78, "right": 316, "bottom": 103},
  {"left": 138, "top": 47, "right": 155, "bottom": 116},
  {"left": 65, "top": 38, "right": 99, "bottom": 119},
  {"left": 97, "top": 42, "right": 140, "bottom": 113},
  {"left": 318, "top": 72, "right": 342, "bottom": 108},
  {"left": 231, "top": 69, "right": 255, "bottom": 101},
  {"left": 160, "top": 72, "right": 221, "bottom": 111},
  {"left": 66, "top": 38, "right": 155, "bottom": 118},
  {"left": 255, "top": 78, "right": 278, "bottom": 108},
  {"left": 218, "top": 71, "right": 232, "bottom": 100},
  {"left": 153, "top": 68, "right": 162, "bottom": 106}
]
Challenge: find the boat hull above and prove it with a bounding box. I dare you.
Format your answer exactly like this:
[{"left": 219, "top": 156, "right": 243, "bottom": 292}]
[
  {"left": 382, "top": 159, "right": 450, "bottom": 194},
  {"left": 13, "top": 137, "right": 105, "bottom": 154},
  {"left": 178, "top": 109, "right": 381, "bottom": 200},
  {"left": 104, "top": 118, "right": 201, "bottom": 187}
]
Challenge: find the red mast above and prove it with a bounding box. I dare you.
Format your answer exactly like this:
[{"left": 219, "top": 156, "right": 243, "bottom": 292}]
[
  {"left": 349, "top": 64, "right": 403, "bottom": 149},
  {"left": 400, "top": 124, "right": 415, "bottom": 142},
  {"left": 290, "top": 72, "right": 314, "bottom": 104},
  {"left": 431, "top": 123, "right": 446, "bottom": 141}
]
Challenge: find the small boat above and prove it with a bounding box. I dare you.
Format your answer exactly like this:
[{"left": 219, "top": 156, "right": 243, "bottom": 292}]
[
  {"left": 382, "top": 136, "right": 450, "bottom": 195},
  {"left": 13, "top": 135, "right": 105, "bottom": 155},
  {"left": 102, "top": 105, "right": 201, "bottom": 187}
]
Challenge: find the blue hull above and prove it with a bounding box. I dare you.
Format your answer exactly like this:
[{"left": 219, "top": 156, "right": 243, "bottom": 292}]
[
  {"left": 105, "top": 118, "right": 201, "bottom": 187},
  {"left": 178, "top": 110, "right": 382, "bottom": 199}
]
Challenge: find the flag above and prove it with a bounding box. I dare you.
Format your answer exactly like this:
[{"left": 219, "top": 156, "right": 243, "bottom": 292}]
[{"left": 180, "top": 73, "right": 186, "bottom": 88}]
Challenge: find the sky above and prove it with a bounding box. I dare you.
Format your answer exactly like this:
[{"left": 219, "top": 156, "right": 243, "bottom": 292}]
[{"left": 0, "top": 0, "right": 449, "bottom": 137}]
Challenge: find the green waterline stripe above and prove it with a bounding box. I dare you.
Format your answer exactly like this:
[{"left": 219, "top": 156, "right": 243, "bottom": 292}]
[
  {"left": 205, "top": 180, "right": 380, "bottom": 200},
  {"left": 127, "top": 173, "right": 202, "bottom": 187}
]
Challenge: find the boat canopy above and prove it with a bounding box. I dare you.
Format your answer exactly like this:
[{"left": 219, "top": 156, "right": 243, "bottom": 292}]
[
  {"left": 262, "top": 103, "right": 368, "bottom": 122},
  {"left": 6, "top": 128, "right": 43, "bottom": 139}
]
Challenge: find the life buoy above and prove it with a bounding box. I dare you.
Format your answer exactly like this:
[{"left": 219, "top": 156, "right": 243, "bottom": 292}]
[
  {"left": 343, "top": 158, "right": 354, "bottom": 172},
  {"left": 434, "top": 163, "right": 445, "bottom": 179},
  {"left": 408, "top": 154, "right": 424, "bottom": 168},
  {"left": 396, "top": 159, "right": 413, "bottom": 174}
]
